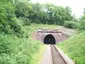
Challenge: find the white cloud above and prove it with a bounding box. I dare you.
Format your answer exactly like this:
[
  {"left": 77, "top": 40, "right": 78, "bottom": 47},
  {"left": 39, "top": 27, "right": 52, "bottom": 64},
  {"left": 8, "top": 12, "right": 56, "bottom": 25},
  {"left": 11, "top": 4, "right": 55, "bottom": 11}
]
[{"left": 31, "top": 0, "right": 85, "bottom": 18}]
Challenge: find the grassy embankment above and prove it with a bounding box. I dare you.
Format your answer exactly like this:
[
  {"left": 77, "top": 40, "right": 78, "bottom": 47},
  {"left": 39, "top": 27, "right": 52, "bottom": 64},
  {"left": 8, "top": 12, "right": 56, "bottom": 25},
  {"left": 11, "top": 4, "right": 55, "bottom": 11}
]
[
  {"left": 0, "top": 23, "right": 57, "bottom": 64},
  {"left": 58, "top": 32, "right": 85, "bottom": 64}
]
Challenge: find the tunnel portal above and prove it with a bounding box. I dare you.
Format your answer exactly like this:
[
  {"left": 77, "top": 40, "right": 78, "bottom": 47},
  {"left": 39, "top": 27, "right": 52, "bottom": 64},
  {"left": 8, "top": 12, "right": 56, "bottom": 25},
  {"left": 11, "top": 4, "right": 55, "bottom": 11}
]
[{"left": 43, "top": 34, "right": 56, "bottom": 44}]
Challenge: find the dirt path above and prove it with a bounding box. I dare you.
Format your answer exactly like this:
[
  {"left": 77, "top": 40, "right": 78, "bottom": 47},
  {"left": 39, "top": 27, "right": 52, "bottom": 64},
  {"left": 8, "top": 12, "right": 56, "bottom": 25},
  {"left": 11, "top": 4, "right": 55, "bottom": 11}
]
[{"left": 40, "top": 45, "right": 53, "bottom": 64}]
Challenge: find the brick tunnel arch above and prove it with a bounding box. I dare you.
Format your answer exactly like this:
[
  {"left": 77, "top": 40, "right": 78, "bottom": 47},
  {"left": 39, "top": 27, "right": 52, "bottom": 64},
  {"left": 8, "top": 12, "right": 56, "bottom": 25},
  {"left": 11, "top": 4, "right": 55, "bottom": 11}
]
[{"left": 43, "top": 34, "right": 56, "bottom": 44}]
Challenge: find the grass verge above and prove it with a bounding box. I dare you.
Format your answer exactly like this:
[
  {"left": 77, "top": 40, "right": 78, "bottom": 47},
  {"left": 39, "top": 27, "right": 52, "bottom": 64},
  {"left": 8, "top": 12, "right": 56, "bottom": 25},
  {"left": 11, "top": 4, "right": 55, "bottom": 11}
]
[
  {"left": 30, "top": 45, "right": 46, "bottom": 64},
  {"left": 57, "top": 32, "right": 85, "bottom": 64}
]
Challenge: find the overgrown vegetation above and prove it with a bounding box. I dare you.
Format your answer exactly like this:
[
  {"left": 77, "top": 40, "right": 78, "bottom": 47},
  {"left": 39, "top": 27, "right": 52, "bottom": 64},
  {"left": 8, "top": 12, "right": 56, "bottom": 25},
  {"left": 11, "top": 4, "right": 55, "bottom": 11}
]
[
  {"left": 0, "top": 33, "right": 42, "bottom": 64},
  {"left": 0, "top": 23, "right": 57, "bottom": 64},
  {"left": 64, "top": 21, "right": 78, "bottom": 29},
  {"left": 0, "top": 0, "right": 74, "bottom": 36},
  {"left": 1, "top": 0, "right": 85, "bottom": 64},
  {"left": 57, "top": 3, "right": 85, "bottom": 64},
  {"left": 57, "top": 32, "right": 85, "bottom": 64},
  {"left": 78, "top": 19, "right": 85, "bottom": 30}
]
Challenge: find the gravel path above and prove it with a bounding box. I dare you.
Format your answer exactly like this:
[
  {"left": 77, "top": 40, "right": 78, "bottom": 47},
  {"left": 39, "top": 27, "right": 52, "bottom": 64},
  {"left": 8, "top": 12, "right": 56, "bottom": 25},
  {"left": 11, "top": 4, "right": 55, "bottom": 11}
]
[{"left": 40, "top": 45, "right": 53, "bottom": 64}]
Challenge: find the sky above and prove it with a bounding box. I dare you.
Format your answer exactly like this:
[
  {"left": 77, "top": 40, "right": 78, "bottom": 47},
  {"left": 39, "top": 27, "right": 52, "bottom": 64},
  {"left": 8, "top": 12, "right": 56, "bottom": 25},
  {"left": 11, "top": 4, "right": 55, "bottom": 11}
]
[{"left": 31, "top": 0, "right": 85, "bottom": 18}]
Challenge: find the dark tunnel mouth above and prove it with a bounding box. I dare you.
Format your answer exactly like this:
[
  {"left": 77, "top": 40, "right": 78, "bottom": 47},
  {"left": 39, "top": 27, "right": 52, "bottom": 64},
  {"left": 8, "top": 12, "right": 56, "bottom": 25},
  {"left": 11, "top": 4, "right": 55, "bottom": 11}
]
[{"left": 43, "top": 34, "right": 56, "bottom": 44}]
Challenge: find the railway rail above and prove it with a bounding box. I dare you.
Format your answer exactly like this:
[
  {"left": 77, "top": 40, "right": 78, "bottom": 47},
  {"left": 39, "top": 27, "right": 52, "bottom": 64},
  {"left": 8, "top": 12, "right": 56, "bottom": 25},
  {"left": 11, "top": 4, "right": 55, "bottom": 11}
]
[
  {"left": 51, "top": 45, "right": 67, "bottom": 64},
  {"left": 40, "top": 45, "right": 74, "bottom": 64}
]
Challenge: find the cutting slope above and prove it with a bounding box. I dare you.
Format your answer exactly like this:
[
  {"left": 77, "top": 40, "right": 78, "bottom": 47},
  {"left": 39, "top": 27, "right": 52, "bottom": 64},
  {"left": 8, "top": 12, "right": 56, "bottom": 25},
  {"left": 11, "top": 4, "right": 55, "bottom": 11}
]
[{"left": 58, "top": 32, "right": 85, "bottom": 64}]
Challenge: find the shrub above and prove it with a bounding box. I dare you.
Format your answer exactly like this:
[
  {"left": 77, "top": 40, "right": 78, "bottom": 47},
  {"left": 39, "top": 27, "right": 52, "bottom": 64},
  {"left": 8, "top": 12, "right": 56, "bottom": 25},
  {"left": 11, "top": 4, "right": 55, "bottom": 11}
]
[
  {"left": 0, "top": 1, "right": 24, "bottom": 37},
  {"left": 78, "top": 20, "right": 85, "bottom": 30},
  {"left": 64, "top": 21, "right": 78, "bottom": 29},
  {"left": 19, "top": 17, "right": 31, "bottom": 26},
  {"left": 0, "top": 33, "right": 42, "bottom": 64}
]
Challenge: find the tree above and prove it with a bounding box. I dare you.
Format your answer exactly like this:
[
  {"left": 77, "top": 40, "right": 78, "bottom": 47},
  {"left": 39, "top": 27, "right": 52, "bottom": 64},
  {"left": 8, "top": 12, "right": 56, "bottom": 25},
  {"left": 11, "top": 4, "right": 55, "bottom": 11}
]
[
  {"left": 0, "top": 0, "right": 15, "bottom": 33},
  {"left": 14, "top": 1, "right": 32, "bottom": 18}
]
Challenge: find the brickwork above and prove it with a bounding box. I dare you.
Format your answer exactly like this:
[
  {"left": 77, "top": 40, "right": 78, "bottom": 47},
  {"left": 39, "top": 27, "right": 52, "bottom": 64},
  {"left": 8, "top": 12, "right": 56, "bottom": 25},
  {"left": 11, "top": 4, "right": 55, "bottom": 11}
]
[{"left": 32, "top": 29, "right": 69, "bottom": 44}]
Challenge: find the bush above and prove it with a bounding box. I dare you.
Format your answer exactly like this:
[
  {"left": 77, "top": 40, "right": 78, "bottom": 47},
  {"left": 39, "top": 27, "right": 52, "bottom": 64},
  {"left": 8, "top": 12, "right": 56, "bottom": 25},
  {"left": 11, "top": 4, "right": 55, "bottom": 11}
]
[
  {"left": 78, "top": 20, "right": 85, "bottom": 30},
  {"left": 64, "top": 21, "right": 78, "bottom": 29},
  {"left": 0, "top": 1, "right": 24, "bottom": 37},
  {"left": 19, "top": 17, "right": 31, "bottom": 26},
  {"left": 0, "top": 33, "right": 42, "bottom": 64}
]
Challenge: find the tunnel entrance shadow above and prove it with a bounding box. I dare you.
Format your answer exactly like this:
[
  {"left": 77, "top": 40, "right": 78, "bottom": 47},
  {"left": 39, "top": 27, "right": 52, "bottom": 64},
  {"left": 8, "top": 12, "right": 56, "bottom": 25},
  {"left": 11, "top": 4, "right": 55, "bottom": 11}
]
[{"left": 43, "top": 34, "right": 56, "bottom": 44}]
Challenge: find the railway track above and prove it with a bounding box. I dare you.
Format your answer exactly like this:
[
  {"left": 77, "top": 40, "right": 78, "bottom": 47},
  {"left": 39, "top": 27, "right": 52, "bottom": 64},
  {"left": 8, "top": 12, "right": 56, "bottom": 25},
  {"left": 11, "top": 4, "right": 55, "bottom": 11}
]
[
  {"left": 41, "top": 45, "right": 74, "bottom": 64},
  {"left": 51, "top": 45, "right": 67, "bottom": 64}
]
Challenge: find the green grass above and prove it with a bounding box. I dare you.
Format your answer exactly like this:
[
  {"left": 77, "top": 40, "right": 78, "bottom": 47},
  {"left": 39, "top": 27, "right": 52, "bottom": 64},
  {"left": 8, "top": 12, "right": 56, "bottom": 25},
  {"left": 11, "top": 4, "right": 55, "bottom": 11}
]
[
  {"left": 29, "top": 23, "right": 57, "bottom": 32},
  {"left": 30, "top": 45, "right": 46, "bottom": 64},
  {"left": 57, "top": 32, "right": 85, "bottom": 64},
  {"left": 31, "top": 23, "right": 57, "bottom": 29}
]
